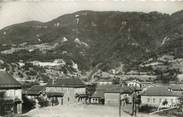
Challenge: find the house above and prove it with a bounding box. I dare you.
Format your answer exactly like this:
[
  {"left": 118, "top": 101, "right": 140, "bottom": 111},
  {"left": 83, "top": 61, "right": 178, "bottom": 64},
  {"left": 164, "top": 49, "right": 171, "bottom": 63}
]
[
  {"left": 126, "top": 80, "right": 141, "bottom": 88},
  {"left": 126, "top": 79, "right": 153, "bottom": 90},
  {"left": 104, "top": 85, "right": 133, "bottom": 106},
  {"left": 25, "top": 85, "right": 46, "bottom": 99},
  {"left": 0, "top": 71, "right": 22, "bottom": 116},
  {"left": 46, "top": 78, "right": 86, "bottom": 105},
  {"left": 141, "top": 86, "right": 181, "bottom": 108},
  {"left": 89, "top": 85, "right": 133, "bottom": 105},
  {"left": 89, "top": 85, "right": 111, "bottom": 104}
]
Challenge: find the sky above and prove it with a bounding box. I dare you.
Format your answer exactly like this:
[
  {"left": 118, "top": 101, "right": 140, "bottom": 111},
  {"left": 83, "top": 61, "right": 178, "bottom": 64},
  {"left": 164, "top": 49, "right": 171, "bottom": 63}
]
[{"left": 0, "top": 0, "right": 183, "bottom": 29}]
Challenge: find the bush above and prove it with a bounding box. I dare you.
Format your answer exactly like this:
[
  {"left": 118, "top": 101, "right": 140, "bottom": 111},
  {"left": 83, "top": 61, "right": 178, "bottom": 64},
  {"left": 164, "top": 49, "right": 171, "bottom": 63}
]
[
  {"left": 139, "top": 104, "right": 157, "bottom": 113},
  {"left": 37, "top": 97, "right": 49, "bottom": 107}
]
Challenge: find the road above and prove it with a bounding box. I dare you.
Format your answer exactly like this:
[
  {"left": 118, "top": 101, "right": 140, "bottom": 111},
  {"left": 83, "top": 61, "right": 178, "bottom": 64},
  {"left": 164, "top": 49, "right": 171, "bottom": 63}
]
[{"left": 25, "top": 104, "right": 164, "bottom": 117}]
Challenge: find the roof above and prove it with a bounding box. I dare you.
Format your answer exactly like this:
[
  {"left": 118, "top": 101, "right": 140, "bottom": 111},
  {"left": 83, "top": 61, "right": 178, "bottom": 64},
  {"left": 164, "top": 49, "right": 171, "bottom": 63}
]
[
  {"left": 169, "top": 84, "right": 183, "bottom": 91},
  {"left": 0, "top": 71, "right": 21, "bottom": 89},
  {"left": 46, "top": 92, "right": 64, "bottom": 97},
  {"left": 142, "top": 86, "right": 182, "bottom": 97},
  {"left": 91, "top": 85, "right": 133, "bottom": 98},
  {"left": 26, "top": 85, "right": 45, "bottom": 95},
  {"left": 47, "top": 78, "right": 86, "bottom": 88}
]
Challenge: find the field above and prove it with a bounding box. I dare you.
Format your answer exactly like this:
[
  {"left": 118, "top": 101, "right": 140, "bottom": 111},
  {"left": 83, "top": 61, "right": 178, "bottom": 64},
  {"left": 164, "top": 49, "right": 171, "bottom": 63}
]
[{"left": 24, "top": 104, "right": 166, "bottom": 117}]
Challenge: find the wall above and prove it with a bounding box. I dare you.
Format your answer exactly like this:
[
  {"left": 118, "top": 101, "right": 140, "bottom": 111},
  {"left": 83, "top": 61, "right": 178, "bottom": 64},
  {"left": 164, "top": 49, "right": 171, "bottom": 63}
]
[
  {"left": 46, "top": 87, "right": 86, "bottom": 104},
  {"left": 0, "top": 89, "right": 22, "bottom": 114},
  {"left": 104, "top": 93, "right": 120, "bottom": 106},
  {"left": 141, "top": 96, "right": 179, "bottom": 107},
  {"left": 46, "top": 87, "right": 86, "bottom": 94},
  {"left": 4, "top": 89, "right": 22, "bottom": 100}
]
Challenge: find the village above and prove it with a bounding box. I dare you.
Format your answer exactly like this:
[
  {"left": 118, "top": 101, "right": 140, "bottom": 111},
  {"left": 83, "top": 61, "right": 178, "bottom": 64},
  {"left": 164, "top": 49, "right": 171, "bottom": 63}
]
[
  {"left": 0, "top": 67, "right": 183, "bottom": 117},
  {"left": 0, "top": 1, "right": 183, "bottom": 117}
]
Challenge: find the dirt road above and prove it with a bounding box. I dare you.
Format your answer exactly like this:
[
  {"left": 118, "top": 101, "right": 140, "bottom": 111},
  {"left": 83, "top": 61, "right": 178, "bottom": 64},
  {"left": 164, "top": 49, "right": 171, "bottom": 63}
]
[{"left": 25, "top": 104, "right": 164, "bottom": 117}]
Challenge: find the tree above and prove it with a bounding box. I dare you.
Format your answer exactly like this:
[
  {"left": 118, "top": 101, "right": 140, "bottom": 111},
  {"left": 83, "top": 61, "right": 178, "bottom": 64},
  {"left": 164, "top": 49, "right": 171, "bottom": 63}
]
[
  {"left": 155, "top": 68, "right": 179, "bottom": 83},
  {"left": 153, "top": 58, "right": 179, "bottom": 83},
  {"left": 112, "top": 77, "right": 120, "bottom": 84}
]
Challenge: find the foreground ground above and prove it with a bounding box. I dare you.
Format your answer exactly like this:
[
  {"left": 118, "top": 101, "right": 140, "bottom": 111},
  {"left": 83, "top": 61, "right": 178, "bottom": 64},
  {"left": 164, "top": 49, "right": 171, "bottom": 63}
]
[{"left": 24, "top": 104, "right": 167, "bottom": 117}]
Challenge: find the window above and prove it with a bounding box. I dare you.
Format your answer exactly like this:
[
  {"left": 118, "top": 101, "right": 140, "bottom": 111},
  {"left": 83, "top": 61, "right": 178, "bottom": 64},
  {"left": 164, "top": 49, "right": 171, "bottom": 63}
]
[
  {"left": 147, "top": 98, "right": 150, "bottom": 102},
  {"left": 153, "top": 98, "right": 155, "bottom": 103}
]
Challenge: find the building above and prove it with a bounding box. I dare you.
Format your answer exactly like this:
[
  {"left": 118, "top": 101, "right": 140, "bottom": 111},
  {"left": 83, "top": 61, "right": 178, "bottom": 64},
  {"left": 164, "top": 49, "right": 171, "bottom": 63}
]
[
  {"left": 104, "top": 85, "right": 133, "bottom": 106},
  {"left": 126, "top": 79, "right": 153, "bottom": 90},
  {"left": 46, "top": 78, "right": 86, "bottom": 105},
  {"left": 126, "top": 80, "right": 141, "bottom": 88},
  {"left": 0, "top": 71, "right": 22, "bottom": 116},
  {"left": 89, "top": 85, "right": 112, "bottom": 104},
  {"left": 25, "top": 85, "right": 46, "bottom": 99},
  {"left": 89, "top": 85, "right": 133, "bottom": 105},
  {"left": 141, "top": 86, "right": 181, "bottom": 108}
]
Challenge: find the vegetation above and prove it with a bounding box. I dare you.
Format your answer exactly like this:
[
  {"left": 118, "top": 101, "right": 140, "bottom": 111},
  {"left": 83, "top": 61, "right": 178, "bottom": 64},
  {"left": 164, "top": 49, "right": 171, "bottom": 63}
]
[
  {"left": 0, "top": 10, "right": 183, "bottom": 82},
  {"left": 139, "top": 105, "right": 157, "bottom": 113}
]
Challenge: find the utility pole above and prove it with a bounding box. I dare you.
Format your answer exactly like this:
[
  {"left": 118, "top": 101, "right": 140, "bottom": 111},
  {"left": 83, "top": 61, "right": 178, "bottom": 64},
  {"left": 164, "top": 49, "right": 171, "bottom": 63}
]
[
  {"left": 119, "top": 94, "right": 121, "bottom": 117},
  {"left": 132, "top": 96, "right": 135, "bottom": 117},
  {"left": 132, "top": 91, "right": 138, "bottom": 117}
]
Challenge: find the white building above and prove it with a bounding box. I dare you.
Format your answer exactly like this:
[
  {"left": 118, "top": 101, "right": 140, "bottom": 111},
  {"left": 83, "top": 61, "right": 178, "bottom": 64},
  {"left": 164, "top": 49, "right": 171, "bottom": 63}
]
[
  {"left": 126, "top": 80, "right": 141, "bottom": 88},
  {"left": 126, "top": 79, "right": 153, "bottom": 90},
  {"left": 141, "top": 86, "right": 181, "bottom": 108}
]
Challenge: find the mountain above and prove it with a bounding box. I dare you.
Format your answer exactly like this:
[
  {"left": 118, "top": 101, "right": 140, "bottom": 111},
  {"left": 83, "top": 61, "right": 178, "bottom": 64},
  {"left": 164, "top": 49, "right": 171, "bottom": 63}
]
[{"left": 0, "top": 10, "right": 183, "bottom": 80}]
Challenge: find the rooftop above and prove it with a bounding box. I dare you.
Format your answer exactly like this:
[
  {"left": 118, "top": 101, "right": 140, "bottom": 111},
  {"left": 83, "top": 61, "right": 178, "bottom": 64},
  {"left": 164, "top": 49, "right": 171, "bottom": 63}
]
[
  {"left": 26, "top": 85, "right": 45, "bottom": 95},
  {"left": 142, "top": 86, "right": 182, "bottom": 97},
  {"left": 91, "top": 85, "right": 133, "bottom": 98},
  {"left": 169, "top": 84, "right": 183, "bottom": 91},
  {"left": 0, "top": 71, "right": 21, "bottom": 89},
  {"left": 47, "top": 92, "right": 64, "bottom": 97}
]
